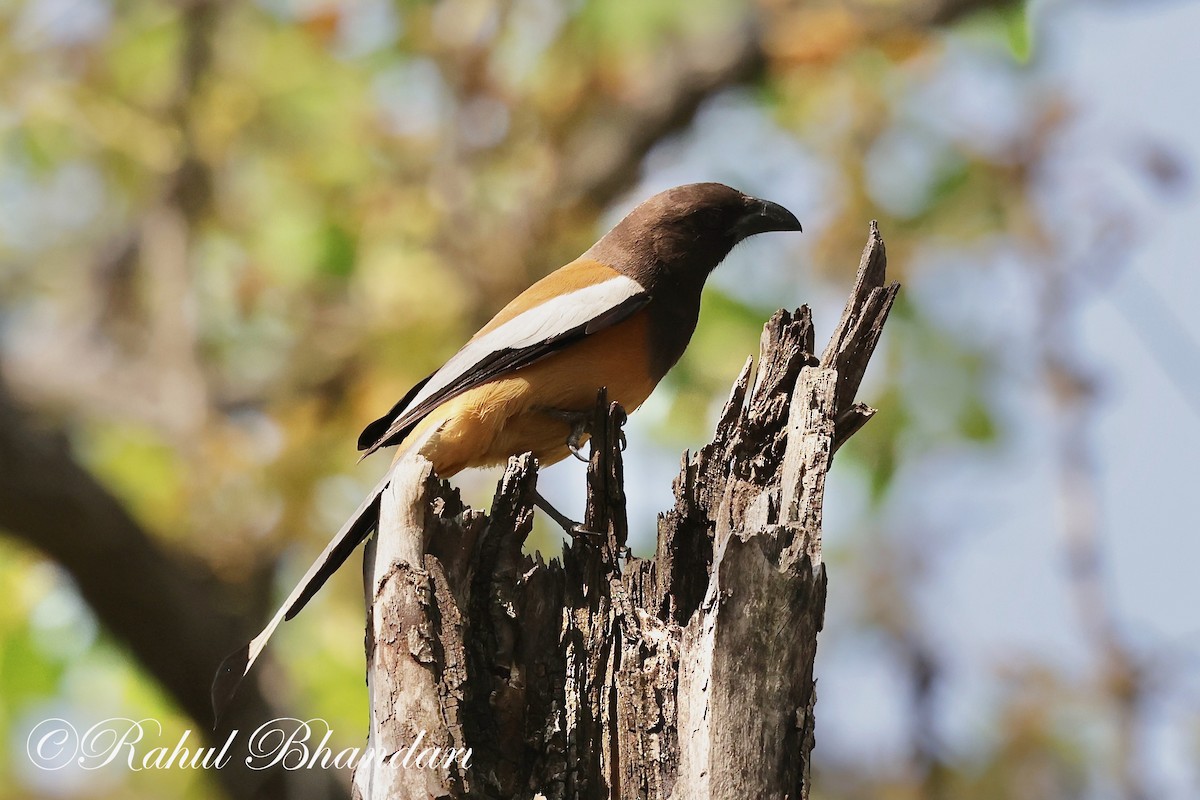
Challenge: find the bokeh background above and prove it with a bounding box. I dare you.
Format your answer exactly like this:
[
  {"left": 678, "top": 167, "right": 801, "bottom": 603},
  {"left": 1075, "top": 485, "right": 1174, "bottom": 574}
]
[{"left": 2, "top": 0, "right": 1199, "bottom": 797}]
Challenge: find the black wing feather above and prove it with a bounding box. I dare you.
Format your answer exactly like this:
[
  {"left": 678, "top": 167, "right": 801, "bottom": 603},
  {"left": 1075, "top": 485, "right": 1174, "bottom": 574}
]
[{"left": 357, "top": 373, "right": 433, "bottom": 450}]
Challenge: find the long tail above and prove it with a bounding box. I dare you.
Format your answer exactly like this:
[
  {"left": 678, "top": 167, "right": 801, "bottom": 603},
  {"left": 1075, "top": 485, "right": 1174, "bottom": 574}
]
[{"left": 210, "top": 466, "right": 394, "bottom": 726}]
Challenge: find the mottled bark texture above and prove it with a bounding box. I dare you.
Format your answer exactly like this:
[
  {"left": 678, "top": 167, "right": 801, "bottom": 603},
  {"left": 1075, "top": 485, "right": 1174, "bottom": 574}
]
[{"left": 352, "top": 225, "right": 898, "bottom": 800}]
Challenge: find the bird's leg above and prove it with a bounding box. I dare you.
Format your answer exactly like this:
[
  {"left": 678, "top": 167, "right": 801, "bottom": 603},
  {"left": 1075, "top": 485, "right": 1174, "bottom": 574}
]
[
  {"left": 568, "top": 423, "right": 590, "bottom": 461},
  {"left": 533, "top": 489, "right": 601, "bottom": 541},
  {"left": 539, "top": 408, "right": 593, "bottom": 463},
  {"left": 532, "top": 407, "right": 610, "bottom": 538}
]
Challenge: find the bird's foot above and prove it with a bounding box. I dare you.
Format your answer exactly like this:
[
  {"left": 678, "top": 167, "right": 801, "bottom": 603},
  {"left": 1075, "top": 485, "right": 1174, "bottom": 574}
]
[{"left": 539, "top": 408, "right": 593, "bottom": 463}]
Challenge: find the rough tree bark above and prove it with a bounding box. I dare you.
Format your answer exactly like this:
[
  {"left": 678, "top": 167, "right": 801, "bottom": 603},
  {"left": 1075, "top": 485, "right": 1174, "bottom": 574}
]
[{"left": 351, "top": 225, "right": 898, "bottom": 800}]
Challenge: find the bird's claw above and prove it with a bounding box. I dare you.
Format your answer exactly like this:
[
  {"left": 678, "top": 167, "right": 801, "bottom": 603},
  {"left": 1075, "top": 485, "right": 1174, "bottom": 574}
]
[
  {"left": 567, "top": 417, "right": 590, "bottom": 462},
  {"left": 533, "top": 489, "right": 602, "bottom": 541},
  {"left": 569, "top": 525, "right": 604, "bottom": 541}
]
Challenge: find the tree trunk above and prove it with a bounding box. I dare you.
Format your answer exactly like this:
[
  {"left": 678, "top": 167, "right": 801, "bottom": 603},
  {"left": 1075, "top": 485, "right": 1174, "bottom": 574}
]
[{"left": 351, "top": 225, "right": 898, "bottom": 800}]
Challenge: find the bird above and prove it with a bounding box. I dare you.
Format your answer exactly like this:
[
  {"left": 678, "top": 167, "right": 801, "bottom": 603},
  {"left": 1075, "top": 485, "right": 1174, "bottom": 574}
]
[{"left": 212, "top": 182, "right": 801, "bottom": 722}]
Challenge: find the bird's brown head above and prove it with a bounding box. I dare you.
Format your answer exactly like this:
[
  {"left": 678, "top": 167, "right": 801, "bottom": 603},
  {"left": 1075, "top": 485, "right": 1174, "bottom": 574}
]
[{"left": 585, "top": 182, "right": 802, "bottom": 290}]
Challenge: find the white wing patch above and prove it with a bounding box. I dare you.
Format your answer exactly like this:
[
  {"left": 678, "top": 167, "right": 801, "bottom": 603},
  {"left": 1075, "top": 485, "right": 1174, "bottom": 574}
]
[{"left": 404, "top": 274, "right": 645, "bottom": 412}]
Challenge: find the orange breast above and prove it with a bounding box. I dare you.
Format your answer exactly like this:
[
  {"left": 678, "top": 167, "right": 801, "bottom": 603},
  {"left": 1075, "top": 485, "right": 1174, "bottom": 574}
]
[{"left": 409, "top": 311, "right": 659, "bottom": 476}]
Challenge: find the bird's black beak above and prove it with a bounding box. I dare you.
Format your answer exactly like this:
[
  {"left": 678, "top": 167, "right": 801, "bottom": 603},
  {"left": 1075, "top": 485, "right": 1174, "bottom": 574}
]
[{"left": 732, "top": 198, "right": 803, "bottom": 241}]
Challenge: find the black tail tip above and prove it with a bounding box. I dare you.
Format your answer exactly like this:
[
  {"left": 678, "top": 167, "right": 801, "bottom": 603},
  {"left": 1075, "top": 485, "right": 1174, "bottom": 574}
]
[{"left": 211, "top": 644, "right": 251, "bottom": 729}]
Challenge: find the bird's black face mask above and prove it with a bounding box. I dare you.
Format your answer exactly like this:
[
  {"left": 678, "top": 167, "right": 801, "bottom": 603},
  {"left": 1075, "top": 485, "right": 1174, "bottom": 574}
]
[{"left": 660, "top": 193, "right": 803, "bottom": 281}]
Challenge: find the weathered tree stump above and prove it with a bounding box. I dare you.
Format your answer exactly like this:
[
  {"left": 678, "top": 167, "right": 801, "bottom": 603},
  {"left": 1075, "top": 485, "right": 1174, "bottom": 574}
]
[{"left": 352, "top": 224, "right": 898, "bottom": 800}]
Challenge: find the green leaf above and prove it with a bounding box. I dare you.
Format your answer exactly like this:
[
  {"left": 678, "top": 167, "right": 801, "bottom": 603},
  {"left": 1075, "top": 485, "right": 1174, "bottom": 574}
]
[
  {"left": 1003, "top": 2, "right": 1033, "bottom": 63},
  {"left": 959, "top": 392, "right": 998, "bottom": 443},
  {"left": 319, "top": 220, "right": 358, "bottom": 278},
  {"left": 958, "top": 1, "right": 1034, "bottom": 64}
]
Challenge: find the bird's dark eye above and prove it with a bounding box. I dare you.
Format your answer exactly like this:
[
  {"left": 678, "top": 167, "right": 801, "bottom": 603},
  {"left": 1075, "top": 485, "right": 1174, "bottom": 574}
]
[{"left": 687, "top": 208, "right": 723, "bottom": 232}]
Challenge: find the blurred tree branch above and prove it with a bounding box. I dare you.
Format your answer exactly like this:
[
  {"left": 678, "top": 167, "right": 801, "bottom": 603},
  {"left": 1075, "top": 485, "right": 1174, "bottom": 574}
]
[
  {"left": 1037, "top": 234, "right": 1152, "bottom": 800},
  {"left": 553, "top": 25, "right": 766, "bottom": 213},
  {"left": 426, "top": 0, "right": 1024, "bottom": 321},
  {"left": 912, "top": 0, "right": 1023, "bottom": 26},
  {"left": 9, "top": 0, "right": 217, "bottom": 439},
  {"left": 0, "top": 367, "right": 348, "bottom": 800}
]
